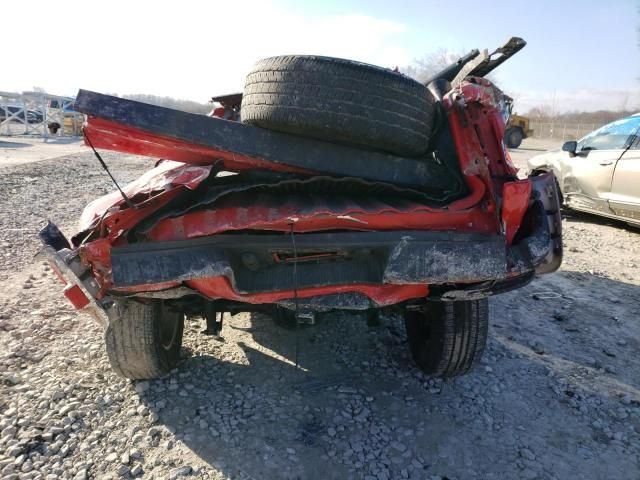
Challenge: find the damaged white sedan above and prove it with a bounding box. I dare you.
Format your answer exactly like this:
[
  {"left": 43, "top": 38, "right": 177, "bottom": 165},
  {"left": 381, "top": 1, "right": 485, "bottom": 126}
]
[{"left": 528, "top": 114, "right": 640, "bottom": 226}]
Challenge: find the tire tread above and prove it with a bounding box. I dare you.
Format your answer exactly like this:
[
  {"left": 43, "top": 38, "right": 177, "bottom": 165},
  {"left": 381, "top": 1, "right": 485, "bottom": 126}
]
[
  {"left": 405, "top": 299, "right": 488, "bottom": 378},
  {"left": 241, "top": 55, "right": 435, "bottom": 157},
  {"left": 105, "top": 300, "right": 183, "bottom": 380}
]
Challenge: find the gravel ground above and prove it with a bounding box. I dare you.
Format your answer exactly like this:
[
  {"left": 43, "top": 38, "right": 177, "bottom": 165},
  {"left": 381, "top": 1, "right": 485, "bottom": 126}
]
[{"left": 1, "top": 142, "right": 639, "bottom": 479}]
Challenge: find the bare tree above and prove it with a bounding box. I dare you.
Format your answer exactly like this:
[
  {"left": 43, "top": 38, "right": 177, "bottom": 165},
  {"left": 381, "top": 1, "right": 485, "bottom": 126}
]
[
  {"left": 402, "top": 50, "right": 462, "bottom": 83},
  {"left": 526, "top": 106, "right": 637, "bottom": 126},
  {"left": 403, "top": 49, "right": 500, "bottom": 87},
  {"left": 527, "top": 105, "right": 553, "bottom": 121}
]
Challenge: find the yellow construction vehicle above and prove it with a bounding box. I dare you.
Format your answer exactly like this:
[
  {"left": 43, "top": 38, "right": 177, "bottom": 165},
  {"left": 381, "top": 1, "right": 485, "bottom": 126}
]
[{"left": 503, "top": 95, "right": 533, "bottom": 148}]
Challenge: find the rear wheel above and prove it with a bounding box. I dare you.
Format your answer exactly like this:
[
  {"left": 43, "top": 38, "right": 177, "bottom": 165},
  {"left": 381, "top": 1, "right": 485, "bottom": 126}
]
[
  {"left": 404, "top": 298, "right": 488, "bottom": 378},
  {"left": 241, "top": 55, "right": 435, "bottom": 157},
  {"left": 105, "top": 299, "right": 184, "bottom": 380},
  {"left": 505, "top": 127, "right": 523, "bottom": 148}
]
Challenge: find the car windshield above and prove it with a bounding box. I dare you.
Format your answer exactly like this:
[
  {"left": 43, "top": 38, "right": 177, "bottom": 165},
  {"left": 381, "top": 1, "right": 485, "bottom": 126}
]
[{"left": 579, "top": 116, "right": 640, "bottom": 151}]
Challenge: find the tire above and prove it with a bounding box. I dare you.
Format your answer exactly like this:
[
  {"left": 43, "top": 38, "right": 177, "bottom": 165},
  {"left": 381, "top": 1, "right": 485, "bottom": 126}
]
[
  {"left": 404, "top": 298, "right": 488, "bottom": 378},
  {"left": 241, "top": 55, "right": 435, "bottom": 157},
  {"left": 105, "top": 299, "right": 184, "bottom": 380},
  {"left": 506, "top": 128, "right": 523, "bottom": 149}
]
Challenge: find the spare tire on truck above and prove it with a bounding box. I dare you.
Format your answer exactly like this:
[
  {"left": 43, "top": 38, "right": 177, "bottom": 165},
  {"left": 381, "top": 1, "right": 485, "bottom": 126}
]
[{"left": 241, "top": 55, "right": 435, "bottom": 157}]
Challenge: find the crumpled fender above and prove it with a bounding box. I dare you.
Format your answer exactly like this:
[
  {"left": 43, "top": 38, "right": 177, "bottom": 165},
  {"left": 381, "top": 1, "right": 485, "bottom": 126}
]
[{"left": 77, "top": 160, "right": 214, "bottom": 236}]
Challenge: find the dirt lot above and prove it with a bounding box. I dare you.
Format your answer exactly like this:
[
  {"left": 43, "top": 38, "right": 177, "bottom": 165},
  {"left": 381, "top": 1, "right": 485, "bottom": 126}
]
[{"left": 0, "top": 139, "right": 639, "bottom": 480}]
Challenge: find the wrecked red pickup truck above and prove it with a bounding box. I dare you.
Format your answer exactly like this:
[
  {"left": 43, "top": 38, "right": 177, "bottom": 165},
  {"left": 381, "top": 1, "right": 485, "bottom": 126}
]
[{"left": 39, "top": 37, "right": 561, "bottom": 380}]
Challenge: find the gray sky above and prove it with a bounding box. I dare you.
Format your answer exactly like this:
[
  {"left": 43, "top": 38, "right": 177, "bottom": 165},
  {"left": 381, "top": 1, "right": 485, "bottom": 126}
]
[{"left": 3, "top": 0, "right": 639, "bottom": 113}]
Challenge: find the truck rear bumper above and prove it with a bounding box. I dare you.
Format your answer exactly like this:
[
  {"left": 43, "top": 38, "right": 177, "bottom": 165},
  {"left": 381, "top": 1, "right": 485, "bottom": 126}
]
[
  {"left": 111, "top": 230, "right": 510, "bottom": 291},
  {"left": 105, "top": 230, "right": 541, "bottom": 306}
]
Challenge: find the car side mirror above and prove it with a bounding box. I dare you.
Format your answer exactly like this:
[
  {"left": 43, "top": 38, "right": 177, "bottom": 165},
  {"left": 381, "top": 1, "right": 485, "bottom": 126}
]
[{"left": 562, "top": 141, "right": 577, "bottom": 157}]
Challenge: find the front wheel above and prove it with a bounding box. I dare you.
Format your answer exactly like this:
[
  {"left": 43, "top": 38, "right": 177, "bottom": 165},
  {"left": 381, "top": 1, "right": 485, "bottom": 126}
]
[
  {"left": 105, "top": 299, "right": 184, "bottom": 380},
  {"left": 404, "top": 298, "right": 488, "bottom": 378},
  {"left": 505, "top": 128, "right": 523, "bottom": 149}
]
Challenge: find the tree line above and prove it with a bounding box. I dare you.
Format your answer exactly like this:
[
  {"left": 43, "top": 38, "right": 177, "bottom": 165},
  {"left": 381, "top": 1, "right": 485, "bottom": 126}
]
[
  {"left": 402, "top": 53, "right": 637, "bottom": 127},
  {"left": 525, "top": 107, "right": 637, "bottom": 126}
]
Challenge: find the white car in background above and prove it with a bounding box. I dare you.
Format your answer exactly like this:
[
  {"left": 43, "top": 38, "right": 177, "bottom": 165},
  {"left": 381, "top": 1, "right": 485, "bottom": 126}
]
[{"left": 527, "top": 114, "right": 640, "bottom": 226}]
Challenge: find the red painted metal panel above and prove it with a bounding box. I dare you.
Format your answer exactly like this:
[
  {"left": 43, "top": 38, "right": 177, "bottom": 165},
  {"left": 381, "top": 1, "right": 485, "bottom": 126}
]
[
  {"left": 113, "top": 276, "right": 429, "bottom": 306},
  {"left": 84, "top": 117, "right": 312, "bottom": 174},
  {"left": 78, "top": 160, "right": 214, "bottom": 241},
  {"left": 502, "top": 180, "right": 532, "bottom": 246},
  {"left": 147, "top": 201, "right": 496, "bottom": 241},
  {"left": 146, "top": 175, "right": 493, "bottom": 241}
]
